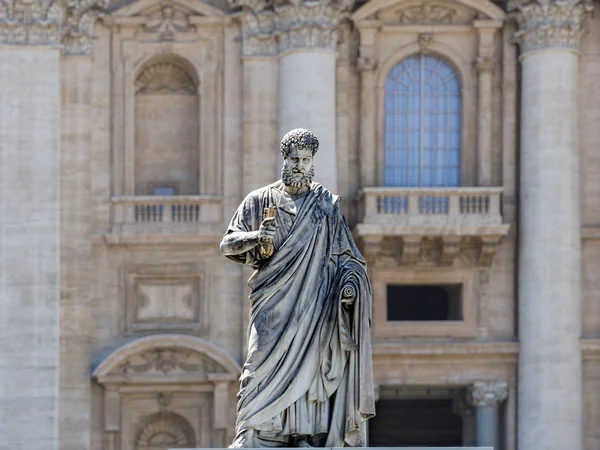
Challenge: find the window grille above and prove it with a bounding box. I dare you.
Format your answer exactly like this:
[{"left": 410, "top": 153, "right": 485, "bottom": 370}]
[{"left": 384, "top": 54, "right": 461, "bottom": 187}]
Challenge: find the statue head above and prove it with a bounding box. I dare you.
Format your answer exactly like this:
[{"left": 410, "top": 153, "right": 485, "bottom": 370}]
[{"left": 280, "top": 128, "right": 318, "bottom": 189}]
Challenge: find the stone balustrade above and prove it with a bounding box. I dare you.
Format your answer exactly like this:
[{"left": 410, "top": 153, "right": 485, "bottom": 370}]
[
  {"left": 353, "top": 187, "right": 509, "bottom": 267},
  {"left": 108, "top": 196, "right": 223, "bottom": 243},
  {"left": 357, "top": 187, "right": 503, "bottom": 228}
]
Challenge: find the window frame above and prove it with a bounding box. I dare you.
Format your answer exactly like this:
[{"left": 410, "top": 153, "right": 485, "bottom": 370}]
[
  {"left": 372, "top": 268, "right": 478, "bottom": 339},
  {"left": 383, "top": 53, "right": 462, "bottom": 188},
  {"left": 375, "top": 43, "right": 476, "bottom": 188}
]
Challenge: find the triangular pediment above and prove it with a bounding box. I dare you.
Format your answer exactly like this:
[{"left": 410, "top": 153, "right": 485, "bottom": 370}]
[
  {"left": 352, "top": 0, "right": 504, "bottom": 23},
  {"left": 112, "top": 0, "right": 224, "bottom": 19}
]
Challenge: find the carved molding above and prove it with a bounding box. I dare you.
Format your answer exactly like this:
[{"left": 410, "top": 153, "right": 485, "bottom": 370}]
[
  {"left": 508, "top": 0, "right": 593, "bottom": 54},
  {"left": 143, "top": 3, "right": 192, "bottom": 40},
  {"left": 230, "top": 0, "right": 352, "bottom": 56},
  {"left": 468, "top": 381, "right": 508, "bottom": 407},
  {"left": 116, "top": 347, "right": 228, "bottom": 376},
  {"left": 233, "top": 0, "right": 278, "bottom": 57},
  {"left": 0, "top": 0, "right": 107, "bottom": 54},
  {"left": 398, "top": 2, "right": 457, "bottom": 25},
  {"left": 275, "top": 0, "right": 352, "bottom": 54},
  {"left": 356, "top": 233, "right": 507, "bottom": 268},
  {"left": 135, "top": 61, "right": 197, "bottom": 94}
]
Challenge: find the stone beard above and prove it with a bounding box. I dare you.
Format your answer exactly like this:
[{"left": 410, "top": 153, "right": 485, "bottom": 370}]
[
  {"left": 220, "top": 128, "right": 376, "bottom": 448},
  {"left": 281, "top": 164, "right": 314, "bottom": 189}
]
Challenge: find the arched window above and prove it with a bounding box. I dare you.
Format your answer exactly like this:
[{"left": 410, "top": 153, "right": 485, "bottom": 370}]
[{"left": 384, "top": 54, "right": 461, "bottom": 187}]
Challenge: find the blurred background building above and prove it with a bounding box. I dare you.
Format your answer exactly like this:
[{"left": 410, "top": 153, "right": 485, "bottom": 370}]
[{"left": 0, "top": 0, "right": 599, "bottom": 449}]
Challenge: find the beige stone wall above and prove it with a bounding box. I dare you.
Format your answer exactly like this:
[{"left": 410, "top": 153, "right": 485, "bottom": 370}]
[
  {"left": 0, "top": 48, "right": 61, "bottom": 450},
  {"left": 46, "top": 1, "right": 600, "bottom": 450},
  {"left": 580, "top": 9, "right": 600, "bottom": 450}
]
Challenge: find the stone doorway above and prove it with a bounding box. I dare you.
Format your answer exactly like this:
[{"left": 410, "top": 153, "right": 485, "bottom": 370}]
[{"left": 368, "top": 387, "right": 465, "bottom": 447}]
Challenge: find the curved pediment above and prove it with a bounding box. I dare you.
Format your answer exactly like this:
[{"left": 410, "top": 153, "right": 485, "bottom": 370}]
[
  {"left": 92, "top": 334, "right": 241, "bottom": 385},
  {"left": 352, "top": 0, "right": 505, "bottom": 24}
]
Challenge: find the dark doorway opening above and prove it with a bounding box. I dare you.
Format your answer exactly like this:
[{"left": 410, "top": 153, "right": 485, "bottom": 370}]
[{"left": 368, "top": 398, "right": 462, "bottom": 447}]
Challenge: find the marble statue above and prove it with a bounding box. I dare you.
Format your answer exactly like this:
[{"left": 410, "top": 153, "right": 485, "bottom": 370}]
[{"left": 220, "top": 128, "right": 376, "bottom": 448}]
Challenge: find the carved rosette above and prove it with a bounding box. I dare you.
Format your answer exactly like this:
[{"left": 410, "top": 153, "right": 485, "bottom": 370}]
[
  {"left": 0, "top": 0, "right": 107, "bottom": 54},
  {"left": 468, "top": 381, "right": 509, "bottom": 407},
  {"left": 275, "top": 0, "right": 352, "bottom": 54},
  {"left": 508, "top": 0, "right": 593, "bottom": 54}
]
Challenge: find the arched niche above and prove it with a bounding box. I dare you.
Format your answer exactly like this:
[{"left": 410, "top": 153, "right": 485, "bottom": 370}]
[
  {"left": 134, "top": 54, "right": 200, "bottom": 196},
  {"left": 92, "top": 334, "right": 241, "bottom": 450}
]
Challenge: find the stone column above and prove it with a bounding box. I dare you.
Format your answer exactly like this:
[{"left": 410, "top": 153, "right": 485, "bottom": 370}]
[
  {"left": 0, "top": 3, "right": 63, "bottom": 449},
  {"left": 276, "top": 0, "right": 351, "bottom": 192},
  {"left": 468, "top": 382, "right": 508, "bottom": 449},
  {"left": 232, "top": 0, "right": 280, "bottom": 358},
  {"left": 509, "top": 2, "right": 592, "bottom": 450},
  {"left": 473, "top": 20, "right": 502, "bottom": 187},
  {"left": 0, "top": 2, "right": 102, "bottom": 449}
]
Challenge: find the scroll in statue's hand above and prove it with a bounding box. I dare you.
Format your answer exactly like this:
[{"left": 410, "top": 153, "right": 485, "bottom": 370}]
[{"left": 341, "top": 284, "right": 356, "bottom": 306}]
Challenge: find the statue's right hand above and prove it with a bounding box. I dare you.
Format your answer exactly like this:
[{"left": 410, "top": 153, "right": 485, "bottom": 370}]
[{"left": 258, "top": 217, "right": 277, "bottom": 242}]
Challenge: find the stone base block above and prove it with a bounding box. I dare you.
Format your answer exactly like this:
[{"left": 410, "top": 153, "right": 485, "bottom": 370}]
[{"left": 174, "top": 448, "right": 493, "bottom": 450}]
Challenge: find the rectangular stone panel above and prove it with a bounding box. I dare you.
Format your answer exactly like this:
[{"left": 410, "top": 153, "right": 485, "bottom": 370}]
[{"left": 124, "top": 265, "right": 207, "bottom": 332}]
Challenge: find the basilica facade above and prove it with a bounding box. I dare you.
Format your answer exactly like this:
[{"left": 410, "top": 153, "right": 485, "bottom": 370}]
[{"left": 1, "top": 0, "right": 599, "bottom": 449}]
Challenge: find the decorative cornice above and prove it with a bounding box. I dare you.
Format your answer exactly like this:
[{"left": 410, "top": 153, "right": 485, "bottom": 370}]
[
  {"left": 508, "top": 0, "right": 593, "bottom": 54},
  {"left": 0, "top": 0, "right": 107, "bottom": 54},
  {"left": 232, "top": 0, "right": 278, "bottom": 57},
  {"left": 275, "top": 0, "right": 352, "bottom": 54},
  {"left": 0, "top": 0, "right": 65, "bottom": 45},
  {"left": 230, "top": 0, "right": 351, "bottom": 56},
  {"left": 468, "top": 381, "right": 508, "bottom": 407}
]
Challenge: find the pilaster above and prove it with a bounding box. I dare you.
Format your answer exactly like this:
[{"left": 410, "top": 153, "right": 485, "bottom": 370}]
[{"left": 0, "top": 44, "right": 61, "bottom": 450}]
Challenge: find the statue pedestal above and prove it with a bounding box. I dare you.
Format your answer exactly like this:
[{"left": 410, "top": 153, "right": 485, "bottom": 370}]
[{"left": 169, "top": 447, "right": 494, "bottom": 450}]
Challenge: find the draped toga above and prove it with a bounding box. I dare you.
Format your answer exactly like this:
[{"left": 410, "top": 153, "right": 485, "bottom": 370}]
[{"left": 223, "top": 180, "right": 375, "bottom": 447}]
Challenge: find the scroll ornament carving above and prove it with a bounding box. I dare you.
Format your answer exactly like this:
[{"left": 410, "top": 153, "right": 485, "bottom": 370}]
[
  {"left": 231, "top": 0, "right": 278, "bottom": 57},
  {"left": 468, "top": 381, "right": 509, "bottom": 407},
  {"left": 116, "top": 348, "right": 227, "bottom": 375},
  {"left": 229, "top": 0, "right": 352, "bottom": 56},
  {"left": 143, "top": 3, "right": 191, "bottom": 40},
  {"left": 274, "top": 0, "right": 353, "bottom": 54},
  {"left": 398, "top": 3, "right": 457, "bottom": 25},
  {"left": 0, "top": 0, "right": 107, "bottom": 54},
  {"left": 508, "top": 0, "right": 593, "bottom": 53}
]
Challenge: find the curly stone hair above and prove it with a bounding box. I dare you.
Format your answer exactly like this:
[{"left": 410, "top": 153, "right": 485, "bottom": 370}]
[{"left": 280, "top": 128, "right": 319, "bottom": 158}]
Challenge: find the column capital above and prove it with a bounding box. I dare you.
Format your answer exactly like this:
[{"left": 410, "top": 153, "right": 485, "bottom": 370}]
[
  {"left": 468, "top": 381, "right": 508, "bottom": 407},
  {"left": 508, "top": 0, "right": 593, "bottom": 55},
  {"left": 0, "top": 0, "right": 107, "bottom": 54},
  {"left": 275, "top": 0, "right": 352, "bottom": 54},
  {"left": 231, "top": 0, "right": 278, "bottom": 57}
]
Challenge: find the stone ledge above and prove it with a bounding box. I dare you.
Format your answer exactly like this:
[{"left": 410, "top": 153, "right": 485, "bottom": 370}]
[
  {"left": 373, "top": 341, "right": 519, "bottom": 357},
  {"left": 173, "top": 448, "right": 493, "bottom": 450}
]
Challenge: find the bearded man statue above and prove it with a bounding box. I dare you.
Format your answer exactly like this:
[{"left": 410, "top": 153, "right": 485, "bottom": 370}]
[{"left": 220, "top": 128, "right": 375, "bottom": 448}]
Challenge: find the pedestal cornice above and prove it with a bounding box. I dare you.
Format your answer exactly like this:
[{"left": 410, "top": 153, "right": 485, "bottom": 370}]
[
  {"left": 0, "top": 0, "right": 108, "bottom": 54},
  {"left": 508, "top": 0, "right": 593, "bottom": 54},
  {"left": 468, "top": 381, "right": 508, "bottom": 407}
]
